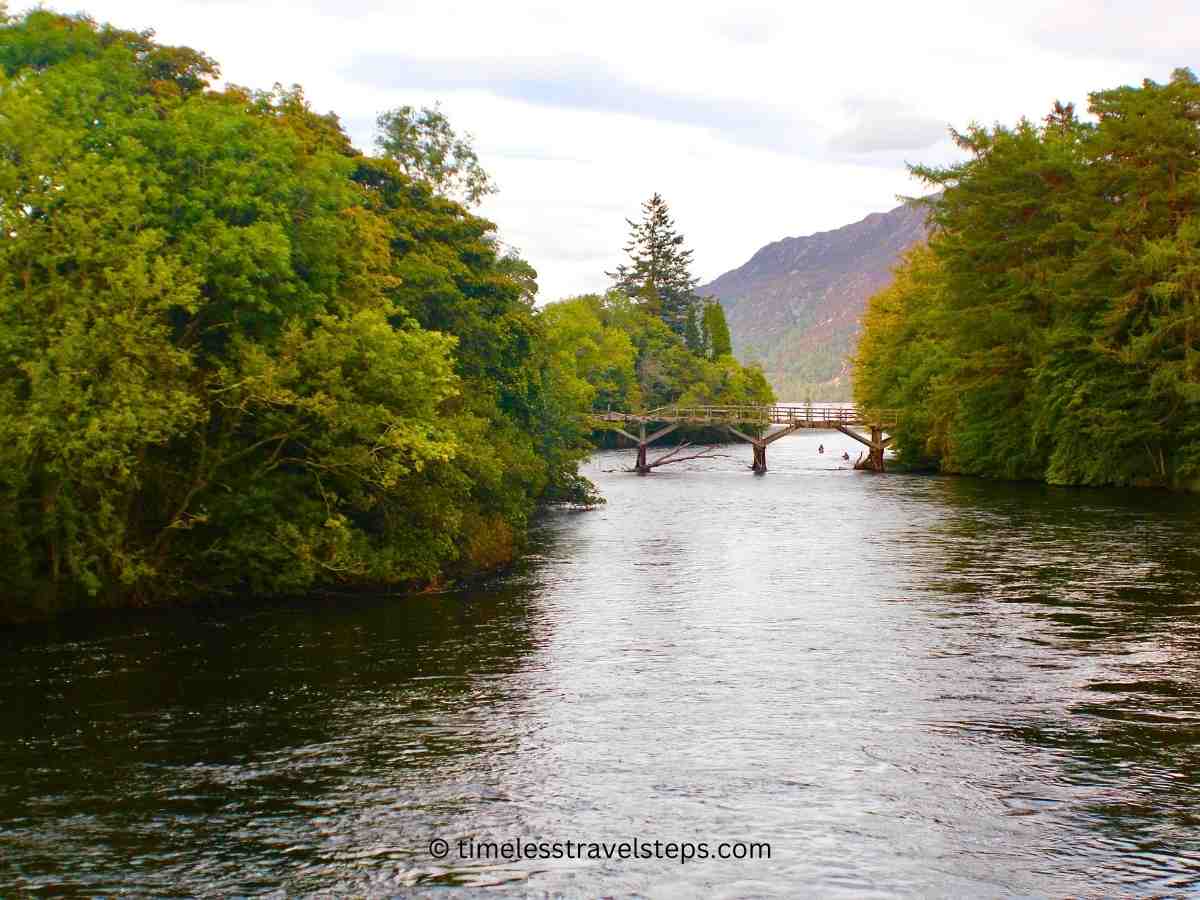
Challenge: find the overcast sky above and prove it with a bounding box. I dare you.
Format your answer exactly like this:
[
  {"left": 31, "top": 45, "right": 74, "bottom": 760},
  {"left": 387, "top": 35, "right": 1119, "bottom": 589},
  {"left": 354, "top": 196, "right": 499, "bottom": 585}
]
[{"left": 36, "top": 0, "right": 1199, "bottom": 302}]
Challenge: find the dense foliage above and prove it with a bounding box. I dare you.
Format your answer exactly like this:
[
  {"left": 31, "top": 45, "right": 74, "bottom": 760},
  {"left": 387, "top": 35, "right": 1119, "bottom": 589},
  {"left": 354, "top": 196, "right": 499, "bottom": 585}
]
[
  {"left": 608, "top": 193, "right": 703, "bottom": 337},
  {"left": 540, "top": 292, "right": 774, "bottom": 417},
  {"left": 855, "top": 71, "right": 1200, "bottom": 488},
  {"left": 701, "top": 299, "right": 734, "bottom": 360},
  {"left": 0, "top": 11, "right": 596, "bottom": 615},
  {"left": 591, "top": 192, "right": 764, "bottom": 415}
]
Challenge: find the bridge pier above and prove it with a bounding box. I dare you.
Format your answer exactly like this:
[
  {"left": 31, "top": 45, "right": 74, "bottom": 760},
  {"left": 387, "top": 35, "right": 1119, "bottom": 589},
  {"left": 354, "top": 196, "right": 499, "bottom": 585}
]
[
  {"left": 836, "top": 424, "right": 892, "bottom": 472},
  {"left": 614, "top": 422, "right": 681, "bottom": 474},
  {"left": 726, "top": 422, "right": 804, "bottom": 474},
  {"left": 867, "top": 425, "right": 887, "bottom": 471}
]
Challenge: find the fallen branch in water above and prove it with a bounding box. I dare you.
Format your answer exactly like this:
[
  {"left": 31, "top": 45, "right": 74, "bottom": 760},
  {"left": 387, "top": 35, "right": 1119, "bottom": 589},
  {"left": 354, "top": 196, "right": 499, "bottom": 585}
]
[
  {"left": 629, "top": 443, "right": 731, "bottom": 471},
  {"left": 649, "top": 441, "right": 693, "bottom": 466}
]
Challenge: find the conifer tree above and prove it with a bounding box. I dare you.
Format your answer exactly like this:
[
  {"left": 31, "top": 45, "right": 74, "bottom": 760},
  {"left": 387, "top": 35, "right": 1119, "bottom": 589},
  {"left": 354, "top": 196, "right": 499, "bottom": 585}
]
[
  {"left": 702, "top": 300, "right": 733, "bottom": 359},
  {"left": 607, "top": 193, "right": 699, "bottom": 336},
  {"left": 683, "top": 303, "right": 703, "bottom": 353}
]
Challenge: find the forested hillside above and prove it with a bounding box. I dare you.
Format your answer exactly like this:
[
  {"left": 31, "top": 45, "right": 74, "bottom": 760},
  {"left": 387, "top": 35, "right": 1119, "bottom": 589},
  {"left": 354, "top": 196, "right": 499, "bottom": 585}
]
[{"left": 855, "top": 71, "right": 1200, "bottom": 489}]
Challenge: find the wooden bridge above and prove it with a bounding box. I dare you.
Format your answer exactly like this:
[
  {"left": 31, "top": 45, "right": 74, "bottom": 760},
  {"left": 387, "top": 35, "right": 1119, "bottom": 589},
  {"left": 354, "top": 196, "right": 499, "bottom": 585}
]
[{"left": 593, "top": 404, "right": 898, "bottom": 474}]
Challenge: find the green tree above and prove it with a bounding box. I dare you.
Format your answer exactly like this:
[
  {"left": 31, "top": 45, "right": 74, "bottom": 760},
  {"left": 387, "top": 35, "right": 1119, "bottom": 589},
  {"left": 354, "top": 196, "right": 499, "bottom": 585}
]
[
  {"left": 539, "top": 295, "right": 640, "bottom": 412},
  {"left": 854, "top": 245, "right": 958, "bottom": 469},
  {"left": 0, "top": 8, "right": 216, "bottom": 88},
  {"left": 702, "top": 300, "right": 733, "bottom": 359},
  {"left": 608, "top": 193, "right": 699, "bottom": 336},
  {"left": 374, "top": 103, "right": 496, "bottom": 206},
  {"left": 856, "top": 68, "right": 1200, "bottom": 488},
  {"left": 541, "top": 291, "right": 773, "bottom": 413},
  {"left": 0, "top": 10, "right": 595, "bottom": 614},
  {"left": 683, "top": 303, "right": 703, "bottom": 353}
]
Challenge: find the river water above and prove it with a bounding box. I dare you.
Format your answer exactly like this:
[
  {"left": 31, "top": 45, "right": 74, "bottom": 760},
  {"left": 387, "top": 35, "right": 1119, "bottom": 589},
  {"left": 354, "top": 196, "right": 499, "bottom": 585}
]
[{"left": 3, "top": 432, "right": 1200, "bottom": 897}]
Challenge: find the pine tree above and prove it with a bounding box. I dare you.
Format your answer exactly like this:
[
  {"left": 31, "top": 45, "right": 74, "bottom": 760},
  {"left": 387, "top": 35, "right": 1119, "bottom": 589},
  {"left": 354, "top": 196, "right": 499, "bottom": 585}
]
[
  {"left": 607, "top": 193, "right": 699, "bottom": 336},
  {"left": 1043, "top": 99, "right": 1077, "bottom": 135}
]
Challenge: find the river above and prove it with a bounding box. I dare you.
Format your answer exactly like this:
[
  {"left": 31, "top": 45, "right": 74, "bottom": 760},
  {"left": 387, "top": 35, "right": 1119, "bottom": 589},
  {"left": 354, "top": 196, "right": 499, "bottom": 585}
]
[{"left": 3, "top": 431, "right": 1199, "bottom": 897}]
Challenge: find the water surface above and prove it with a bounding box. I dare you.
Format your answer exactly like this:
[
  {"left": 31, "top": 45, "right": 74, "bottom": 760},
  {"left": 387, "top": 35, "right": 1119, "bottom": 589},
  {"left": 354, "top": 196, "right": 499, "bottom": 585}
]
[{"left": 3, "top": 432, "right": 1199, "bottom": 896}]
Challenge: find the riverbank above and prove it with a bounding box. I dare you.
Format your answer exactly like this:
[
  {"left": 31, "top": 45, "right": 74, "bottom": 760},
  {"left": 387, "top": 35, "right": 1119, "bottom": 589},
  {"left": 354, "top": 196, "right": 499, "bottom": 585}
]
[
  {"left": 12, "top": 430, "right": 1196, "bottom": 625},
  {"left": 0, "top": 498, "right": 602, "bottom": 626}
]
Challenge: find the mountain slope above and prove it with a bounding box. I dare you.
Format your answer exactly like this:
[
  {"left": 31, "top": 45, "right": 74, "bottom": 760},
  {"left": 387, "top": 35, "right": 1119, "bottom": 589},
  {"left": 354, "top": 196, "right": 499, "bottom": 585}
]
[{"left": 699, "top": 201, "right": 928, "bottom": 400}]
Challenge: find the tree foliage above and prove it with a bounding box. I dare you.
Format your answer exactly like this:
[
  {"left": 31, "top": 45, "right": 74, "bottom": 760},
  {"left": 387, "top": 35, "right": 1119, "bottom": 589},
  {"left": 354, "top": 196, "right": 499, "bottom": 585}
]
[
  {"left": 540, "top": 292, "right": 773, "bottom": 417},
  {"left": 374, "top": 103, "right": 496, "bottom": 207},
  {"left": 608, "top": 193, "right": 700, "bottom": 336},
  {"left": 0, "top": 11, "right": 594, "bottom": 615},
  {"left": 855, "top": 69, "right": 1200, "bottom": 488},
  {"left": 702, "top": 300, "right": 733, "bottom": 359}
]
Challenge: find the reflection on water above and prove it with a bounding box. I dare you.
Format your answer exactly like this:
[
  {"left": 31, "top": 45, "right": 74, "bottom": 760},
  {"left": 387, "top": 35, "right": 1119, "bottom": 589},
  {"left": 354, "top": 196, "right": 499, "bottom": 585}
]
[{"left": 2, "top": 432, "right": 1199, "bottom": 896}]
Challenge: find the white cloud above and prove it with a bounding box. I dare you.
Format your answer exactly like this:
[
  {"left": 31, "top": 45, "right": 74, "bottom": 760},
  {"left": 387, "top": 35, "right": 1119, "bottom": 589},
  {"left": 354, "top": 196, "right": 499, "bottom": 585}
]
[
  {"left": 829, "top": 98, "right": 949, "bottom": 154},
  {"left": 710, "top": 9, "right": 783, "bottom": 45},
  {"left": 1026, "top": 0, "right": 1200, "bottom": 63},
  {"left": 24, "top": 0, "right": 1194, "bottom": 302},
  {"left": 342, "top": 54, "right": 818, "bottom": 153}
]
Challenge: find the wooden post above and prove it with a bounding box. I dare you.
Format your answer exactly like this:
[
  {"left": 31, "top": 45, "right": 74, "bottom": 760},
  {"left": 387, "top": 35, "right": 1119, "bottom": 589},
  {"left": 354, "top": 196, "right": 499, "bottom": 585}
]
[
  {"left": 868, "top": 425, "right": 885, "bottom": 472},
  {"left": 726, "top": 424, "right": 768, "bottom": 474},
  {"left": 752, "top": 443, "right": 767, "bottom": 473},
  {"left": 837, "top": 423, "right": 890, "bottom": 472},
  {"left": 632, "top": 421, "right": 681, "bottom": 474}
]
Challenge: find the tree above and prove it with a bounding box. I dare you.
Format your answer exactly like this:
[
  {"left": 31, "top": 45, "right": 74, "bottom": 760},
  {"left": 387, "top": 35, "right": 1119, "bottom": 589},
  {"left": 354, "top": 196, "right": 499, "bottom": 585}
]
[
  {"left": 856, "top": 68, "right": 1200, "bottom": 487},
  {"left": 0, "top": 8, "right": 216, "bottom": 88},
  {"left": 702, "top": 300, "right": 733, "bottom": 359},
  {"left": 0, "top": 10, "right": 596, "bottom": 614},
  {"left": 683, "top": 303, "right": 703, "bottom": 353},
  {"left": 374, "top": 103, "right": 496, "bottom": 206},
  {"left": 538, "top": 292, "right": 773, "bottom": 414},
  {"left": 539, "top": 295, "right": 639, "bottom": 413},
  {"left": 607, "top": 193, "right": 699, "bottom": 336}
]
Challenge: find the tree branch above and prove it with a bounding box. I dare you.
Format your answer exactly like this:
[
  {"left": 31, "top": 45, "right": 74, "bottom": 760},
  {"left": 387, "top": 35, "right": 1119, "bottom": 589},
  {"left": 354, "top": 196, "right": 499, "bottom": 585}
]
[{"left": 630, "top": 443, "right": 730, "bottom": 470}]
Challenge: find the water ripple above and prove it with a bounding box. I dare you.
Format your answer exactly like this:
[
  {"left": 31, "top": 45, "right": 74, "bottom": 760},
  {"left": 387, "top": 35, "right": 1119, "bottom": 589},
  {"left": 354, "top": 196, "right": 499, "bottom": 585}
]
[{"left": 2, "top": 434, "right": 1199, "bottom": 896}]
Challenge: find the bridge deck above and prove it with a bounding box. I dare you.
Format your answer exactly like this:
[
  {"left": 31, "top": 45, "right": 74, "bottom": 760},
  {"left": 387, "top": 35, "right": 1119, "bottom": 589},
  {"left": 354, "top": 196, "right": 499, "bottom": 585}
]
[{"left": 594, "top": 404, "right": 896, "bottom": 428}]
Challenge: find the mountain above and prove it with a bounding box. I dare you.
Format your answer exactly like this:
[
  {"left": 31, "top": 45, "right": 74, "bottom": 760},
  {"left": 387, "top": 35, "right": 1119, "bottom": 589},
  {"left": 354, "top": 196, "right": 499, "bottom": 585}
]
[{"left": 698, "top": 201, "right": 929, "bottom": 401}]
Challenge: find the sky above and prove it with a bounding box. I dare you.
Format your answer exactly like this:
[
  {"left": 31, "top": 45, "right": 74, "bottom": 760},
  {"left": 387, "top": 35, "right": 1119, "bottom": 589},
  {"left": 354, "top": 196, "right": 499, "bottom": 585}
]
[{"left": 33, "top": 0, "right": 1199, "bottom": 303}]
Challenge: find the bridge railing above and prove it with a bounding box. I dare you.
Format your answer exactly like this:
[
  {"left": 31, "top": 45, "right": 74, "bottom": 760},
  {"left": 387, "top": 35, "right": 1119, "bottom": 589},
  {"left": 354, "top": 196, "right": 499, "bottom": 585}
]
[
  {"left": 593, "top": 405, "right": 898, "bottom": 426},
  {"left": 644, "top": 405, "right": 774, "bottom": 423},
  {"left": 636, "top": 405, "right": 898, "bottom": 425},
  {"left": 770, "top": 404, "right": 861, "bottom": 424}
]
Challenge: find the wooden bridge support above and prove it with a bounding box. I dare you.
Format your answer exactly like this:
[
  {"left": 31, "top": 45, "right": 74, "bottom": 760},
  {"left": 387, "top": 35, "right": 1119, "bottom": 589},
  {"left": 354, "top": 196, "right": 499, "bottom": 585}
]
[
  {"left": 612, "top": 422, "right": 681, "bottom": 474},
  {"left": 726, "top": 423, "right": 804, "bottom": 474},
  {"left": 836, "top": 424, "right": 893, "bottom": 472}
]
